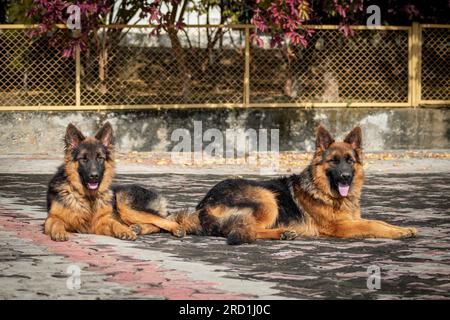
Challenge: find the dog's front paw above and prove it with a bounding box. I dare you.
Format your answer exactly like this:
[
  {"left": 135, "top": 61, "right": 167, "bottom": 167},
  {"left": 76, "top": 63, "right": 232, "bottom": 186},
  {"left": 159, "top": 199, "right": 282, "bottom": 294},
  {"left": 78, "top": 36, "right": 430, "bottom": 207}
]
[
  {"left": 171, "top": 226, "right": 186, "bottom": 238},
  {"left": 50, "top": 230, "right": 69, "bottom": 241},
  {"left": 116, "top": 229, "right": 137, "bottom": 241},
  {"left": 130, "top": 224, "right": 142, "bottom": 235},
  {"left": 403, "top": 227, "right": 417, "bottom": 238},
  {"left": 393, "top": 226, "right": 417, "bottom": 239},
  {"left": 280, "top": 230, "right": 297, "bottom": 241}
]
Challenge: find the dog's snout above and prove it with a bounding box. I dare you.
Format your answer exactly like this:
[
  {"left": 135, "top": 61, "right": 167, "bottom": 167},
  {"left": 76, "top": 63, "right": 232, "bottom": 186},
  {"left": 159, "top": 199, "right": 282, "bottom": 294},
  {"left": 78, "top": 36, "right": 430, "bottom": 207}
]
[
  {"left": 340, "top": 172, "right": 352, "bottom": 181},
  {"left": 89, "top": 172, "right": 99, "bottom": 180}
]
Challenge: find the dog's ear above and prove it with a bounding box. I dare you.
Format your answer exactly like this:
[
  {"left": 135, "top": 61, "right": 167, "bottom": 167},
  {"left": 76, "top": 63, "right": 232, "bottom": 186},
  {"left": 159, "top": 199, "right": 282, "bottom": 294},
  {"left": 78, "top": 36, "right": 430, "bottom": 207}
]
[
  {"left": 65, "top": 123, "right": 85, "bottom": 150},
  {"left": 316, "top": 124, "right": 334, "bottom": 151},
  {"left": 95, "top": 122, "right": 114, "bottom": 147},
  {"left": 344, "top": 126, "right": 362, "bottom": 150}
]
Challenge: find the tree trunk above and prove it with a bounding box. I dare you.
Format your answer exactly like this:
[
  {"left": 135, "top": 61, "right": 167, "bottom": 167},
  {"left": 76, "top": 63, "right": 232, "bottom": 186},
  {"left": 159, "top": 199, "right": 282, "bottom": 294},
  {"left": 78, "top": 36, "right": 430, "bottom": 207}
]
[
  {"left": 283, "top": 47, "right": 298, "bottom": 98},
  {"left": 168, "top": 27, "right": 191, "bottom": 101},
  {"left": 98, "top": 45, "right": 108, "bottom": 95},
  {"left": 93, "top": 29, "right": 110, "bottom": 96}
]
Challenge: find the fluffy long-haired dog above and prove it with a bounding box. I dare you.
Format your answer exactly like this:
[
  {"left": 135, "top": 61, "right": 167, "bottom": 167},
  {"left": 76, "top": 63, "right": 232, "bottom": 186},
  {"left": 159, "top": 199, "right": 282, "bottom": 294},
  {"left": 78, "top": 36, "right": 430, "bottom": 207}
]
[
  {"left": 193, "top": 125, "right": 417, "bottom": 245},
  {"left": 45, "top": 122, "right": 186, "bottom": 241}
]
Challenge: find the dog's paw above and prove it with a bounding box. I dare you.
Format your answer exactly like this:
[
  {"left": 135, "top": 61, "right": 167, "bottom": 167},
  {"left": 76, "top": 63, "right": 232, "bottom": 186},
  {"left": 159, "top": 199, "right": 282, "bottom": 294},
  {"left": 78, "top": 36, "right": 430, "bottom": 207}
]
[
  {"left": 116, "top": 229, "right": 137, "bottom": 241},
  {"left": 393, "top": 227, "right": 417, "bottom": 239},
  {"left": 402, "top": 227, "right": 417, "bottom": 238},
  {"left": 171, "top": 226, "right": 186, "bottom": 238},
  {"left": 50, "top": 230, "right": 69, "bottom": 242},
  {"left": 130, "top": 224, "right": 142, "bottom": 235},
  {"left": 280, "top": 230, "right": 297, "bottom": 241}
]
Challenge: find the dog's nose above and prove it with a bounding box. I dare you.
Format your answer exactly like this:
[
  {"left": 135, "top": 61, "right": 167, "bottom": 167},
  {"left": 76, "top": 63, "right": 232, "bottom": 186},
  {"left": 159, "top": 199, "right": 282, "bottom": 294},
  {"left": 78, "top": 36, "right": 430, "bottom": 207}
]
[
  {"left": 89, "top": 173, "right": 99, "bottom": 180},
  {"left": 341, "top": 172, "right": 352, "bottom": 181}
]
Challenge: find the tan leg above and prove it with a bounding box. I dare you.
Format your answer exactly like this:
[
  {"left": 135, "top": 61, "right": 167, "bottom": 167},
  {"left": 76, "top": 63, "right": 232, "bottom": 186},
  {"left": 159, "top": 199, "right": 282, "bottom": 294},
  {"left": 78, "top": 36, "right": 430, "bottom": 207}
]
[
  {"left": 256, "top": 228, "right": 297, "bottom": 240},
  {"left": 93, "top": 217, "right": 137, "bottom": 241},
  {"left": 118, "top": 205, "right": 185, "bottom": 238},
  {"left": 44, "top": 216, "right": 70, "bottom": 241},
  {"left": 330, "top": 219, "right": 417, "bottom": 239},
  {"left": 134, "top": 223, "right": 161, "bottom": 235}
]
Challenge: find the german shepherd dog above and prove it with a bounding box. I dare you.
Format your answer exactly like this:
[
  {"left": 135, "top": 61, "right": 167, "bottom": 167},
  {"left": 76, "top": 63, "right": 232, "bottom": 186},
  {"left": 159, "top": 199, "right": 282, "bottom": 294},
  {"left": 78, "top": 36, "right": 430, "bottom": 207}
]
[
  {"left": 195, "top": 125, "right": 418, "bottom": 245},
  {"left": 45, "top": 122, "right": 186, "bottom": 241}
]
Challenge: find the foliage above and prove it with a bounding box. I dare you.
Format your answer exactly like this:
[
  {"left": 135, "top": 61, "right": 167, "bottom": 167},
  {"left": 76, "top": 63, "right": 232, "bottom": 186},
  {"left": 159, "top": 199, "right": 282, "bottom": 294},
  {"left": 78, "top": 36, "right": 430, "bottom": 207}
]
[
  {"left": 19, "top": 0, "right": 449, "bottom": 53},
  {"left": 250, "top": 1, "right": 365, "bottom": 48},
  {"left": 5, "top": 0, "right": 34, "bottom": 23},
  {"left": 25, "top": 0, "right": 111, "bottom": 57}
]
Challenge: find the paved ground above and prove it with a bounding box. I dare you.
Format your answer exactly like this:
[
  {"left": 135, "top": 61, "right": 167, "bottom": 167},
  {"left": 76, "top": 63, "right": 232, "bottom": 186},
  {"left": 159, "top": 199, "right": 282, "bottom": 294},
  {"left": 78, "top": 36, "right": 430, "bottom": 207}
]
[{"left": 1, "top": 159, "right": 450, "bottom": 299}]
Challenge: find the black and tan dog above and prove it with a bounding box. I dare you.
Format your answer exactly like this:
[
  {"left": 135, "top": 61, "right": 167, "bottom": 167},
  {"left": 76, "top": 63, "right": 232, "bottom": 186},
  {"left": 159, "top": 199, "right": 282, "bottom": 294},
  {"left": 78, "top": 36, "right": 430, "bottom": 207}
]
[
  {"left": 45, "top": 122, "right": 185, "bottom": 241},
  {"left": 193, "top": 125, "right": 418, "bottom": 245}
]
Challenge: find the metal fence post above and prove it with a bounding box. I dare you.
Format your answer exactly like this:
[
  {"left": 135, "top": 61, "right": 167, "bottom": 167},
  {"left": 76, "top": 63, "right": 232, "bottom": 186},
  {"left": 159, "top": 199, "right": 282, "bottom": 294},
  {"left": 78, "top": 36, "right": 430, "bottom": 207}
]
[
  {"left": 244, "top": 26, "right": 250, "bottom": 107},
  {"left": 75, "top": 46, "right": 81, "bottom": 108},
  {"left": 409, "top": 22, "right": 422, "bottom": 107}
]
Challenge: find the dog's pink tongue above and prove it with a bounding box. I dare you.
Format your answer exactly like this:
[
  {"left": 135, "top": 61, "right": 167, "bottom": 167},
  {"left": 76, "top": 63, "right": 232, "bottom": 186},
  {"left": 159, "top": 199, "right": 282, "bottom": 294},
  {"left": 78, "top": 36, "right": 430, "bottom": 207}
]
[
  {"left": 88, "top": 182, "right": 99, "bottom": 190},
  {"left": 338, "top": 183, "right": 350, "bottom": 197}
]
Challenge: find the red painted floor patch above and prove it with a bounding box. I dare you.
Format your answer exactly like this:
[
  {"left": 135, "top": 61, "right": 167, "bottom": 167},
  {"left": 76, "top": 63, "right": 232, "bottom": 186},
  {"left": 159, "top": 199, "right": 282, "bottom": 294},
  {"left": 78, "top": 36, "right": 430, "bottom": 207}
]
[{"left": 0, "top": 206, "right": 249, "bottom": 300}]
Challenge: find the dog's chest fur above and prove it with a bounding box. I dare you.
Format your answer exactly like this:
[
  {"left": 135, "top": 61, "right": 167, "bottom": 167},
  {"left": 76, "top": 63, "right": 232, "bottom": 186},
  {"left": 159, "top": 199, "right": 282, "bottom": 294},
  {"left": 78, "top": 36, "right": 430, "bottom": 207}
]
[{"left": 56, "top": 183, "right": 113, "bottom": 232}]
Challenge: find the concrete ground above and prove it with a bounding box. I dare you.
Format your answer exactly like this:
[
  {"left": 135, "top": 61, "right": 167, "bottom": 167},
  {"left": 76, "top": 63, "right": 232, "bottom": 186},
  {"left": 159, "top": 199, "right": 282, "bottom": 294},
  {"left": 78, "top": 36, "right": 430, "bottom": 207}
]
[{"left": 0, "top": 155, "right": 450, "bottom": 299}]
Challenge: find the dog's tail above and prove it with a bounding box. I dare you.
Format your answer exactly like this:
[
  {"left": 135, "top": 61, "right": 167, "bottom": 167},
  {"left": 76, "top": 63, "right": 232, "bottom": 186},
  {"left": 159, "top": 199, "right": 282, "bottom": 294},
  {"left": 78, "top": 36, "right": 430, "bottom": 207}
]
[
  {"left": 222, "top": 214, "right": 257, "bottom": 245},
  {"left": 168, "top": 209, "right": 203, "bottom": 235}
]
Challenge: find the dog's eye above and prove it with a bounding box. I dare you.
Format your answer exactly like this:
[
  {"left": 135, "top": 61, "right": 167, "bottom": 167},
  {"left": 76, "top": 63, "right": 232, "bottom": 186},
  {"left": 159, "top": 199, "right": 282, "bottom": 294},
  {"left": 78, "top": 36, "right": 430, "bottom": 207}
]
[
  {"left": 97, "top": 156, "right": 105, "bottom": 162},
  {"left": 79, "top": 157, "right": 88, "bottom": 163},
  {"left": 328, "top": 157, "right": 339, "bottom": 164},
  {"left": 347, "top": 157, "right": 355, "bottom": 164}
]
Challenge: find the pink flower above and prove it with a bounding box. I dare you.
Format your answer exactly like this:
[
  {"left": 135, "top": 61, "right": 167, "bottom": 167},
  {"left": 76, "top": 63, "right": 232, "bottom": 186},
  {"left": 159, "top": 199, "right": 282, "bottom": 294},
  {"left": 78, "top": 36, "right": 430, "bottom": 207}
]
[
  {"left": 336, "top": 5, "right": 346, "bottom": 18},
  {"left": 270, "top": 34, "right": 283, "bottom": 48},
  {"left": 250, "top": 33, "right": 264, "bottom": 48},
  {"left": 339, "top": 24, "right": 355, "bottom": 37}
]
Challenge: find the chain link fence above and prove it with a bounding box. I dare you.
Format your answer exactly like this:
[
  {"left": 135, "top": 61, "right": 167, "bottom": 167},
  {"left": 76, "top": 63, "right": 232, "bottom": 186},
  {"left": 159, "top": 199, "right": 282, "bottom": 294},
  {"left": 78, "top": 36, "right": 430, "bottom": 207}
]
[
  {"left": 0, "top": 24, "right": 448, "bottom": 110},
  {"left": 250, "top": 27, "right": 410, "bottom": 105},
  {"left": 421, "top": 25, "right": 450, "bottom": 103},
  {"left": 80, "top": 26, "right": 245, "bottom": 107},
  {"left": 0, "top": 27, "right": 75, "bottom": 107}
]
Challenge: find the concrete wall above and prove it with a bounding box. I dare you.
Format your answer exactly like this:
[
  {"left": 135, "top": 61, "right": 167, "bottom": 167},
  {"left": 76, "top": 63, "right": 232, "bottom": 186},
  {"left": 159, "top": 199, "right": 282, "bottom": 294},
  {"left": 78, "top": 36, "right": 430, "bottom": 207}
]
[{"left": 0, "top": 107, "right": 449, "bottom": 154}]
